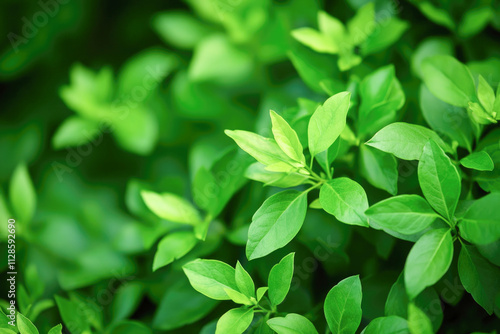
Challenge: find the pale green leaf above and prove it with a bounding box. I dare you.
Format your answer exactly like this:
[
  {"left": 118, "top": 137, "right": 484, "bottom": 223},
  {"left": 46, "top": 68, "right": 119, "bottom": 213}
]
[
  {"left": 9, "top": 163, "right": 36, "bottom": 225},
  {"left": 270, "top": 110, "right": 306, "bottom": 164},
  {"left": 141, "top": 190, "right": 202, "bottom": 225},
  {"left": 324, "top": 275, "right": 362, "bottom": 334},
  {"left": 216, "top": 308, "right": 254, "bottom": 334},
  {"left": 267, "top": 313, "right": 319, "bottom": 334},
  {"left": 183, "top": 259, "right": 238, "bottom": 300},
  {"left": 268, "top": 253, "right": 295, "bottom": 306}
]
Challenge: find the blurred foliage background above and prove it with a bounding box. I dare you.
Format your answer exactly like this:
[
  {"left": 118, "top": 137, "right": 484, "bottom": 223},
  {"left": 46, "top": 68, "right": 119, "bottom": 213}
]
[{"left": 1, "top": 0, "right": 500, "bottom": 333}]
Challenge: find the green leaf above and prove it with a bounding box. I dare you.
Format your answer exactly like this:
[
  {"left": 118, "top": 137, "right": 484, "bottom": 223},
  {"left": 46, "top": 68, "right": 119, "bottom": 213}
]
[
  {"left": 366, "top": 122, "right": 451, "bottom": 160},
  {"left": 420, "top": 84, "right": 473, "bottom": 152},
  {"left": 359, "top": 145, "right": 398, "bottom": 195},
  {"left": 361, "top": 17, "right": 408, "bottom": 56},
  {"left": 477, "top": 75, "right": 496, "bottom": 113},
  {"left": 47, "top": 324, "right": 63, "bottom": 334},
  {"left": 267, "top": 313, "right": 319, "bottom": 334},
  {"left": 235, "top": 262, "right": 255, "bottom": 298},
  {"left": 320, "top": 178, "right": 369, "bottom": 227},
  {"left": 362, "top": 316, "right": 408, "bottom": 334},
  {"left": 324, "top": 275, "right": 362, "bottom": 334},
  {"left": 308, "top": 92, "right": 351, "bottom": 157},
  {"left": 366, "top": 195, "right": 440, "bottom": 236},
  {"left": 404, "top": 229, "right": 454, "bottom": 300},
  {"left": 268, "top": 253, "right": 295, "bottom": 306},
  {"left": 458, "top": 244, "right": 500, "bottom": 314},
  {"left": 9, "top": 163, "right": 36, "bottom": 224},
  {"left": 52, "top": 116, "right": 101, "bottom": 149},
  {"left": 224, "top": 287, "right": 253, "bottom": 305},
  {"left": 17, "top": 313, "right": 39, "bottom": 334},
  {"left": 111, "top": 283, "right": 144, "bottom": 322},
  {"left": 460, "top": 151, "right": 494, "bottom": 171},
  {"left": 225, "top": 130, "right": 298, "bottom": 168},
  {"left": 245, "top": 163, "right": 309, "bottom": 188},
  {"left": 421, "top": 55, "right": 476, "bottom": 107},
  {"left": 347, "top": 2, "right": 375, "bottom": 45},
  {"left": 292, "top": 28, "right": 337, "bottom": 54},
  {"left": 55, "top": 295, "right": 90, "bottom": 333},
  {"left": 418, "top": 140, "right": 461, "bottom": 221},
  {"left": 318, "top": 10, "right": 346, "bottom": 51},
  {"left": 183, "top": 259, "right": 239, "bottom": 300},
  {"left": 414, "top": 2, "right": 454, "bottom": 30},
  {"left": 257, "top": 287, "right": 268, "bottom": 302},
  {"left": 216, "top": 307, "right": 254, "bottom": 334},
  {"left": 153, "top": 231, "right": 198, "bottom": 271},
  {"left": 153, "top": 278, "right": 218, "bottom": 330},
  {"left": 152, "top": 11, "right": 210, "bottom": 49},
  {"left": 141, "top": 190, "right": 202, "bottom": 225},
  {"left": 270, "top": 110, "right": 306, "bottom": 164},
  {"left": 458, "top": 193, "right": 500, "bottom": 245},
  {"left": 108, "top": 321, "right": 152, "bottom": 334},
  {"left": 458, "top": 7, "right": 494, "bottom": 39},
  {"left": 412, "top": 37, "right": 454, "bottom": 79},
  {"left": 358, "top": 65, "right": 405, "bottom": 137},
  {"left": 407, "top": 303, "right": 433, "bottom": 334},
  {"left": 246, "top": 190, "right": 307, "bottom": 260}
]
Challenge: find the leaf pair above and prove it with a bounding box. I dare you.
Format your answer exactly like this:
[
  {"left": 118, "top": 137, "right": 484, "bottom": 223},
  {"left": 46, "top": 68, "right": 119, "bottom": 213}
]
[{"left": 15, "top": 313, "right": 62, "bottom": 334}]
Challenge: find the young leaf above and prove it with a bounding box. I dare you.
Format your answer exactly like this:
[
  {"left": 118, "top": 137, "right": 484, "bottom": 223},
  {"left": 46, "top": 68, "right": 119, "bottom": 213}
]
[
  {"left": 183, "top": 259, "right": 239, "bottom": 300},
  {"left": 52, "top": 116, "right": 101, "bottom": 149},
  {"left": 270, "top": 110, "right": 306, "bottom": 164},
  {"left": 17, "top": 313, "right": 39, "bottom": 334},
  {"left": 362, "top": 316, "right": 408, "bottom": 334},
  {"left": 216, "top": 308, "right": 254, "bottom": 334},
  {"left": 153, "top": 231, "right": 198, "bottom": 271},
  {"left": 55, "top": 295, "right": 91, "bottom": 333},
  {"left": 257, "top": 287, "right": 268, "bottom": 302},
  {"left": 267, "top": 313, "right": 319, "bottom": 334},
  {"left": 458, "top": 193, "right": 500, "bottom": 245},
  {"left": 268, "top": 253, "right": 295, "bottom": 306},
  {"left": 291, "top": 28, "right": 337, "bottom": 54},
  {"left": 460, "top": 151, "right": 494, "bottom": 171},
  {"left": 224, "top": 288, "right": 253, "bottom": 305},
  {"left": 418, "top": 140, "right": 461, "bottom": 221},
  {"left": 347, "top": 2, "right": 375, "bottom": 45},
  {"left": 245, "top": 163, "right": 309, "bottom": 188},
  {"left": 458, "top": 244, "right": 500, "bottom": 315},
  {"left": 141, "top": 190, "right": 202, "bottom": 225},
  {"left": 308, "top": 92, "right": 351, "bottom": 157},
  {"left": 246, "top": 190, "right": 307, "bottom": 260},
  {"left": 366, "top": 123, "right": 451, "bottom": 160},
  {"left": 359, "top": 145, "right": 398, "bottom": 195},
  {"left": 361, "top": 17, "right": 408, "bottom": 56},
  {"left": 9, "top": 163, "right": 37, "bottom": 224},
  {"left": 235, "top": 262, "right": 255, "bottom": 298},
  {"left": 47, "top": 324, "right": 63, "bottom": 334},
  {"left": 477, "top": 75, "right": 496, "bottom": 113},
  {"left": 420, "top": 55, "right": 477, "bottom": 107},
  {"left": 320, "top": 178, "right": 369, "bottom": 227},
  {"left": 318, "top": 10, "right": 346, "bottom": 51},
  {"left": 407, "top": 303, "right": 433, "bottom": 334},
  {"left": 404, "top": 229, "right": 454, "bottom": 300},
  {"left": 324, "top": 275, "right": 362, "bottom": 334},
  {"left": 366, "top": 195, "right": 440, "bottom": 236},
  {"left": 225, "top": 130, "right": 297, "bottom": 167}
]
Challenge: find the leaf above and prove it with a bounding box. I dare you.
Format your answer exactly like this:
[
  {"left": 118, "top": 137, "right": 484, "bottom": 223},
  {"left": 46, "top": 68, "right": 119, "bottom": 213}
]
[
  {"left": 407, "top": 303, "right": 433, "bottom": 334},
  {"left": 358, "top": 65, "right": 405, "bottom": 137},
  {"left": 347, "top": 2, "right": 375, "bottom": 45},
  {"left": 458, "top": 7, "right": 494, "bottom": 38},
  {"left": 183, "top": 259, "right": 239, "bottom": 300},
  {"left": 216, "top": 308, "right": 254, "bottom": 334},
  {"left": 362, "top": 316, "right": 408, "bottom": 334},
  {"left": 320, "top": 178, "right": 369, "bottom": 227},
  {"left": 257, "top": 287, "right": 268, "bottom": 302},
  {"left": 268, "top": 253, "right": 295, "bottom": 306},
  {"left": 152, "top": 11, "right": 209, "bottom": 49},
  {"left": 366, "top": 122, "right": 451, "bottom": 160},
  {"left": 308, "top": 92, "right": 351, "bottom": 157},
  {"left": 359, "top": 145, "right": 398, "bottom": 195},
  {"left": 245, "top": 163, "right": 309, "bottom": 188},
  {"left": 324, "top": 275, "right": 362, "bottom": 334},
  {"left": 267, "top": 313, "right": 319, "bottom": 334},
  {"left": 419, "top": 84, "right": 473, "bottom": 152},
  {"left": 47, "top": 324, "right": 63, "bottom": 334},
  {"left": 460, "top": 151, "right": 494, "bottom": 171},
  {"left": 9, "top": 163, "right": 36, "bottom": 224},
  {"left": 17, "top": 313, "right": 39, "bottom": 334},
  {"left": 270, "top": 110, "right": 306, "bottom": 164},
  {"left": 421, "top": 55, "right": 476, "bottom": 107},
  {"left": 153, "top": 279, "right": 218, "bottom": 330},
  {"left": 52, "top": 116, "right": 101, "bottom": 149},
  {"left": 111, "top": 282, "right": 144, "bottom": 322},
  {"left": 404, "top": 229, "right": 454, "bottom": 300},
  {"left": 318, "top": 10, "right": 346, "bottom": 51},
  {"left": 366, "top": 195, "right": 440, "bottom": 236},
  {"left": 412, "top": 37, "right": 454, "bottom": 79},
  {"left": 153, "top": 231, "right": 198, "bottom": 271},
  {"left": 246, "top": 190, "right": 308, "bottom": 260},
  {"left": 477, "top": 75, "right": 496, "bottom": 113},
  {"left": 292, "top": 28, "right": 337, "bottom": 54},
  {"left": 55, "top": 295, "right": 90, "bottom": 333},
  {"left": 141, "top": 190, "right": 202, "bottom": 225},
  {"left": 225, "top": 130, "right": 297, "bottom": 167},
  {"left": 458, "top": 192, "right": 500, "bottom": 245},
  {"left": 458, "top": 244, "right": 500, "bottom": 314},
  {"left": 361, "top": 17, "right": 408, "bottom": 56},
  {"left": 418, "top": 140, "right": 461, "bottom": 221},
  {"left": 235, "top": 262, "right": 255, "bottom": 298}
]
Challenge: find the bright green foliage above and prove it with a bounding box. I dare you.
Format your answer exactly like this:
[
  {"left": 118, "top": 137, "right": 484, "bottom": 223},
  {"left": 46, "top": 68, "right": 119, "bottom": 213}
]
[
  {"left": 267, "top": 313, "right": 319, "bottom": 334},
  {"left": 324, "top": 275, "right": 362, "bottom": 334},
  {"left": 268, "top": 253, "right": 295, "bottom": 306}
]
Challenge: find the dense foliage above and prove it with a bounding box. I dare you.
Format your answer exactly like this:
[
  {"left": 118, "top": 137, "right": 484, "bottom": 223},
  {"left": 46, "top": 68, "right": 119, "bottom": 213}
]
[{"left": 1, "top": 0, "right": 500, "bottom": 333}]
